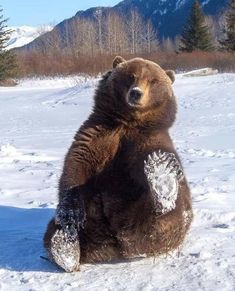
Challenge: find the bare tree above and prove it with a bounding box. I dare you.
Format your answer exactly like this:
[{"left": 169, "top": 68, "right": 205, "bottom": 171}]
[
  {"left": 205, "top": 15, "right": 219, "bottom": 48},
  {"left": 143, "top": 19, "right": 160, "bottom": 53},
  {"left": 45, "top": 27, "right": 61, "bottom": 54},
  {"left": 82, "top": 19, "right": 97, "bottom": 57},
  {"left": 94, "top": 9, "right": 103, "bottom": 54},
  {"left": 127, "top": 9, "right": 145, "bottom": 54},
  {"left": 104, "top": 12, "right": 129, "bottom": 55},
  {"left": 68, "top": 17, "right": 98, "bottom": 57},
  {"left": 162, "top": 37, "right": 175, "bottom": 53},
  {"left": 174, "top": 35, "right": 182, "bottom": 52},
  {"left": 63, "top": 20, "right": 71, "bottom": 48}
]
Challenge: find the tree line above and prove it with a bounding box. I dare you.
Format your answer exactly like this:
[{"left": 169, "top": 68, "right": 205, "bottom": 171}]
[
  {"left": 180, "top": 0, "right": 235, "bottom": 52},
  {"left": 36, "top": 9, "right": 160, "bottom": 57},
  {"left": 0, "top": 0, "right": 235, "bottom": 80},
  {"left": 26, "top": 0, "right": 235, "bottom": 56},
  {"left": 0, "top": 7, "right": 17, "bottom": 83}
]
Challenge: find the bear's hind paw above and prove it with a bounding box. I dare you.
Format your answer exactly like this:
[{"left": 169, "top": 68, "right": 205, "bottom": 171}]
[{"left": 144, "top": 150, "right": 184, "bottom": 214}]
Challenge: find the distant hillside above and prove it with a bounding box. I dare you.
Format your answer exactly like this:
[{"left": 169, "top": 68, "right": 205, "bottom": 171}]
[
  {"left": 7, "top": 26, "right": 53, "bottom": 50},
  {"left": 114, "top": 0, "right": 229, "bottom": 38},
  {"left": 16, "top": 0, "right": 229, "bottom": 52}
]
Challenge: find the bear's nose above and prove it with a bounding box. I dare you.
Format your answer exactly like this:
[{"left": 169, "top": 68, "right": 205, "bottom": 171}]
[{"left": 129, "top": 87, "right": 143, "bottom": 104}]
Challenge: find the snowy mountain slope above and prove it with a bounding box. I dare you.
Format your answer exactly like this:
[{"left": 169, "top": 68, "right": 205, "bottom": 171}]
[
  {"left": 6, "top": 26, "right": 53, "bottom": 50},
  {"left": 0, "top": 74, "right": 235, "bottom": 290},
  {"left": 18, "top": 0, "right": 229, "bottom": 52}
]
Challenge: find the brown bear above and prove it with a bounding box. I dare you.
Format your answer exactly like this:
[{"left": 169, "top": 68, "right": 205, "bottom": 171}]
[{"left": 43, "top": 56, "right": 193, "bottom": 272}]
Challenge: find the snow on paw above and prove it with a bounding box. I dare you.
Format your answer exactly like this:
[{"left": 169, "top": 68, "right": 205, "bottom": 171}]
[
  {"left": 49, "top": 228, "right": 80, "bottom": 272},
  {"left": 55, "top": 187, "right": 86, "bottom": 235},
  {"left": 144, "top": 150, "right": 184, "bottom": 214}
]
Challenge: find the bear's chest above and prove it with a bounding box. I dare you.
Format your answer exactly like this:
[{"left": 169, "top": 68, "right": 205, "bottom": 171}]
[
  {"left": 94, "top": 139, "right": 155, "bottom": 233},
  {"left": 98, "top": 138, "right": 148, "bottom": 199}
]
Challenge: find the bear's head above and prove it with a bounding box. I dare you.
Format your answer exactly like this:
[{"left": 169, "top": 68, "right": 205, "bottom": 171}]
[{"left": 94, "top": 56, "right": 177, "bottom": 129}]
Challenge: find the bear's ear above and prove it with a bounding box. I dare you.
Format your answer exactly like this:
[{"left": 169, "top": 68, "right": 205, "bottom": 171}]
[
  {"left": 165, "top": 70, "right": 175, "bottom": 84},
  {"left": 112, "top": 56, "right": 126, "bottom": 68}
]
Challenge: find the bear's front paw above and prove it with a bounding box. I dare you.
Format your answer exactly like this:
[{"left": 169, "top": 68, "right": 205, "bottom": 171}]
[
  {"left": 50, "top": 229, "right": 80, "bottom": 272},
  {"left": 144, "top": 150, "right": 184, "bottom": 214},
  {"left": 55, "top": 187, "right": 86, "bottom": 239}
]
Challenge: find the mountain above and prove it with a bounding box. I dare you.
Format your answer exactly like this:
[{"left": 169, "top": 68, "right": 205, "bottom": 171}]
[
  {"left": 17, "top": 0, "right": 229, "bottom": 51},
  {"left": 114, "top": 0, "right": 229, "bottom": 38},
  {"left": 7, "top": 25, "right": 53, "bottom": 50}
]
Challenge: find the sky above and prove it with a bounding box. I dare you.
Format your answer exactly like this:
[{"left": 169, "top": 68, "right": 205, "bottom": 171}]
[{"left": 1, "top": 0, "right": 121, "bottom": 27}]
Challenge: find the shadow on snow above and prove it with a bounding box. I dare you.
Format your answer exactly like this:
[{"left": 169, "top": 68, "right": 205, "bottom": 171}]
[{"left": 0, "top": 205, "right": 61, "bottom": 273}]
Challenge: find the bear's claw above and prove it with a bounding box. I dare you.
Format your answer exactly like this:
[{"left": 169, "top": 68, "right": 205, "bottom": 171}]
[{"left": 144, "top": 150, "right": 184, "bottom": 214}]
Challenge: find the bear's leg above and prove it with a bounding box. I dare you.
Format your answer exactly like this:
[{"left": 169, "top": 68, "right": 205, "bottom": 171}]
[
  {"left": 44, "top": 218, "right": 81, "bottom": 272},
  {"left": 144, "top": 150, "right": 184, "bottom": 215},
  {"left": 43, "top": 187, "right": 86, "bottom": 272},
  {"left": 56, "top": 186, "right": 86, "bottom": 236}
]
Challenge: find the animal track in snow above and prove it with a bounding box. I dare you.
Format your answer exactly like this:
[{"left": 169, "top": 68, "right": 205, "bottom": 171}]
[{"left": 183, "top": 148, "right": 235, "bottom": 159}]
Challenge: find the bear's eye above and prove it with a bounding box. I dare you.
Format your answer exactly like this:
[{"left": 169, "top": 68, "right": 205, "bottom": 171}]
[
  {"left": 128, "top": 73, "right": 136, "bottom": 83},
  {"left": 150, "top": 79, "right": 158, "bottom": 85}
]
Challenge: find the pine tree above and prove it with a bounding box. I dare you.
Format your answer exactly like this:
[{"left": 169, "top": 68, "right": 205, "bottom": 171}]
[
  {"left": 179, "top": 0, "right": 214, "bottom": 52},
  {"left": 0, "top": 7, "right": 17, "bottom": 82},
  {"left": 220, "top": 0, "right": 235, "bottom": 52}
]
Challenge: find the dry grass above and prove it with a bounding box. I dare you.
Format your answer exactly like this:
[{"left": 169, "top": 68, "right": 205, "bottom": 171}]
[
  {"left": 151, "top": 52, "right": 235, "bottom": 73},
  {"left": 16, "top": 51, "right": 235, "bottom": 77}
]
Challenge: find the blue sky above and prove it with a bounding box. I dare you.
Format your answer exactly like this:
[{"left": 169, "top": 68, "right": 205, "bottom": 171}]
[{"left": 1, "top": 0, "right": 120, "bottom": 26}]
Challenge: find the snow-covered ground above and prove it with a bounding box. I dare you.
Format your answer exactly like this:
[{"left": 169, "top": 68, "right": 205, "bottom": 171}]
[
  {"left": 0, "top": 73, "right": 235, "bottom": 290},
  {"left": 6, "top": 25, "right": 53, "bottom": 50}
]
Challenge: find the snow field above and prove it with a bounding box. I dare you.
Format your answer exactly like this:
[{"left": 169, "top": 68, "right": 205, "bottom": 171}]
[{"left": 0, "top": 73, "right": 234, "bottom": 290}]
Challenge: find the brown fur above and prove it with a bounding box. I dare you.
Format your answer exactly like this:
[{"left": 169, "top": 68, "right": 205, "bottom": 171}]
[{"left": 44, "top": 57, "right": 193, "bottom": 267}]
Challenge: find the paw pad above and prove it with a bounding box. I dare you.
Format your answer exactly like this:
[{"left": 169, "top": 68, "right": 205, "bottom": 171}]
[{"left": 144, "top": 150, "right": 184, "bottom": 214}]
